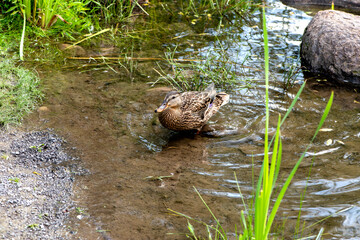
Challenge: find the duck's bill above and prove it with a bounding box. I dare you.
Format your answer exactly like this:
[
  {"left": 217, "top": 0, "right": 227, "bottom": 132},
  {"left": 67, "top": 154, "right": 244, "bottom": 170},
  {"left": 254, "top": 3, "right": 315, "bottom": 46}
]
[{"left": 154, "top": 103, "right": 167, "bottom": 113}]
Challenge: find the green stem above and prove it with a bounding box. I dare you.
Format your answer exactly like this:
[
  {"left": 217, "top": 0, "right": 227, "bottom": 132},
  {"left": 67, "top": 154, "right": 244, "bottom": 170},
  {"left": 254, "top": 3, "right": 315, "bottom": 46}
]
[{"left": 20, "top": 10, "right": 26, "bottom": 61}]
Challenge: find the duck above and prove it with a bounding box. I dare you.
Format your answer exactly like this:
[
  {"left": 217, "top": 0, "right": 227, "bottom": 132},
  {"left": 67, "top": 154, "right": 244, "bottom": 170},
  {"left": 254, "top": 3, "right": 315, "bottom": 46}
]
[{"left": 154, "top": 83, "right": 229, "bottom": 132}]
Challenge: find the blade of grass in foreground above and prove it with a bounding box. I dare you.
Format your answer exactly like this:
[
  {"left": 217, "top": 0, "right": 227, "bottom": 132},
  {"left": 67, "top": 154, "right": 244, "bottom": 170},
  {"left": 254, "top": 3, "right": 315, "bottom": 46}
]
[
  {"left": 269, "top": 80, "right": 306, "bottom": 147},
  {"left": 254, "top": 3, "right": 270, "bottom": 238},
  {"left": 255, "top": 2, "right": 334, "bottom": 239},
  {"left": 265, "top": 91, "right": 334, "bottom": 237}
]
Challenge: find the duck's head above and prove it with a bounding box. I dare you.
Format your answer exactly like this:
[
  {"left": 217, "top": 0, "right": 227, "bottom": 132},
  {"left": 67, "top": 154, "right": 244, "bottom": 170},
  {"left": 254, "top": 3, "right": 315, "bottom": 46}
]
[{"left": 155, "top": 91, "right": 181, "bottom": 113}]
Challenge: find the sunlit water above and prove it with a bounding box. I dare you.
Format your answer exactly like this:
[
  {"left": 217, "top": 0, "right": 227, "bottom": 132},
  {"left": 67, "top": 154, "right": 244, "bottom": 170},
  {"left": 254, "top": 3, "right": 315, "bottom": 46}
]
[{"left": 24, "top": 0, "right": 360, "bottom": 239}]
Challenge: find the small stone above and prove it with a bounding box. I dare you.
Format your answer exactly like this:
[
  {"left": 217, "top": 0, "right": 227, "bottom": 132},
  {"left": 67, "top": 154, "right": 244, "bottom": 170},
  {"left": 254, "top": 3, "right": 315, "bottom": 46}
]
[
  {"left": 58, "top": 43, "right": 87, "bottom": 57},
  {"left": 37, "top": 106, "right": 50, "bottom": 113}
]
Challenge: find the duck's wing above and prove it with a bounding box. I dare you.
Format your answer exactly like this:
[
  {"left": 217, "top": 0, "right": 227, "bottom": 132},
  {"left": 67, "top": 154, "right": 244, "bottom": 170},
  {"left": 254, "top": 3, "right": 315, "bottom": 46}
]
[{"left": 180, "top": 91, "right": 214, "bottom": 119}]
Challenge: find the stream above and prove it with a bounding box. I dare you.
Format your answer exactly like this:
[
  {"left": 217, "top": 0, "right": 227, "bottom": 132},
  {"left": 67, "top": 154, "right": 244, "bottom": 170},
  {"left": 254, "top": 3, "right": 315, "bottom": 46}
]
[{"left": 23, "top": 0, "right": 360, "bottom": 239}]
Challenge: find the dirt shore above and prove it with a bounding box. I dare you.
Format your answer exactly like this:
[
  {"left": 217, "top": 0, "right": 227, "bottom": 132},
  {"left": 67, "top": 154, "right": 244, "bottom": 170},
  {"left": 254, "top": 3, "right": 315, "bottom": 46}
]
[{"left": 0, "top": 129, "right": 85, "bottom": 239}]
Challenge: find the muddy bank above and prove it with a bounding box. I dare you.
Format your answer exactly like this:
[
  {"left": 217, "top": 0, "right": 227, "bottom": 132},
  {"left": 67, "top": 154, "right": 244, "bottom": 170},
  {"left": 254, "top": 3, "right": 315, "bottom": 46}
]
[{"left": 0, "top": 129, "right": 84, "bottom": 239}]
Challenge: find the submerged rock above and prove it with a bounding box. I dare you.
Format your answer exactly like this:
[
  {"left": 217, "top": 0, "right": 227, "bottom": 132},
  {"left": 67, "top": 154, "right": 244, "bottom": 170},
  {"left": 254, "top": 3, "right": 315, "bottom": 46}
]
[
  {"left": 300, "top": 10, "right": 360, "bottom": 87},
  {"left": 58, "top": 43, "right": 87, "bottom": 57}
]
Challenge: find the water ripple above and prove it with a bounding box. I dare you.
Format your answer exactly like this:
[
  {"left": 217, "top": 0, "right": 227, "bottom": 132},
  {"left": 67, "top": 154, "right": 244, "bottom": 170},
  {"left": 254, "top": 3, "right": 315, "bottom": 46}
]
[{"left": 294, "top": 177, "right": 360, "bottom": 196}]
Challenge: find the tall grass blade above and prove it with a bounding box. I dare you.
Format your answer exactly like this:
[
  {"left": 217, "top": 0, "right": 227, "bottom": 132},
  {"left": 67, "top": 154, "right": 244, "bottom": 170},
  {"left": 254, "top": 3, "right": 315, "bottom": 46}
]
[
  {"left": 265, "top": 91, "right": 334, "bottom": 236},
  {"left": 273, "top": 136, "right": 282, "bottom": 186},
  {"left": 269, "top": 115, "right": 282, "bottom": 189},
  {"left": 206, "top": 225, "right": 213, "bottom": 240},
  {"left": 33, "top": 0, "right": 37, "bottom": 20},
  {"left": 234, "top": 172, "right": 248, "bottom": 214},
  {"left": 311, "top": 92, "right": 334, "bottom": 141},
  {"left": 187, "top": 221, "right": 198, "bottom": 240},
  {"left": 269, "top": 81, "right": 306, "bottom": 147},
  {"left": 240, "top": 210, "right": 247, "bottom": 233},
  {"left": 193, "top": 187, "right": 227, "bottom": 239},
  {"left": 254, "top": 4, "right": 270, "bottom": 239},
  {"left": 255, "top": 3, "right": 334, "bottom": 238},
  {"left": 134, "top": 0, "right": 149, "bottom": 15}
]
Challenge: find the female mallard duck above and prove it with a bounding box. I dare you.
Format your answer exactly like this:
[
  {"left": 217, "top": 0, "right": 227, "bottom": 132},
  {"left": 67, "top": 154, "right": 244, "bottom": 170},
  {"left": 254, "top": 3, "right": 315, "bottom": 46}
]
[{"left": 155, "top": 83, "right": 229, "bottom": 131}]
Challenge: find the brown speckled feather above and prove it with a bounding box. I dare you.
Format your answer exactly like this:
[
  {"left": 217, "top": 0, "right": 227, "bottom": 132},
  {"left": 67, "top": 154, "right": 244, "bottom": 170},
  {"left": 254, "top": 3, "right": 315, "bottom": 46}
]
[{"left": 156, "top": 83, "right": 229, "bottom": 131}]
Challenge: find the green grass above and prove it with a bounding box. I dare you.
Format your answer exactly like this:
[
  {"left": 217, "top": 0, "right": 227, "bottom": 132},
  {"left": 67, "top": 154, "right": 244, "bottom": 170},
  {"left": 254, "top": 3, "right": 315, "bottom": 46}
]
[
  {"left": 9, "top": 0, "right": 70, "bottom": 29},
  {"left": 2, "top": 0, "right": 93, "bottom": 38},
  {"left": 27, "top": 223, "right": 39, "bottom": 229},
  {"left": 9, "top": 177, "right": 20, "bottom": 184},
  {"left": 0, "top": 58, "right": 43, "bottom": 126},
  {"left": 169, "top": 3, "right": 333, "bottom": 239},
  {"left": 152, "top": 43, "right": 251, "bottom": 92},
  {"left": 88, "top": 0, "right": 137, "bottom": 25},
  {"left": 281, "top": 56, "right": 302, "bottom": 91}
]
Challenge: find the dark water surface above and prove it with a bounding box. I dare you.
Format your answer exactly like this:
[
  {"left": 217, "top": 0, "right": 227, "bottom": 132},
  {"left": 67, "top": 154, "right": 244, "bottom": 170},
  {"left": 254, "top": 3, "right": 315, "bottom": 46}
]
[{"left": 24, "top": 0, "right": 360, "bottom": 239}]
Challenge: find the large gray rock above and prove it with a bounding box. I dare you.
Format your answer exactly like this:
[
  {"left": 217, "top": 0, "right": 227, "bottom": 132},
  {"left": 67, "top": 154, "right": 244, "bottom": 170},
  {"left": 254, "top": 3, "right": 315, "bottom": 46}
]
[
  {"left": 281, "top": 0, "right": 360, "bottom": 11},
  {"left": 300, "top": 10, "right": 360, "bottom": 87}
]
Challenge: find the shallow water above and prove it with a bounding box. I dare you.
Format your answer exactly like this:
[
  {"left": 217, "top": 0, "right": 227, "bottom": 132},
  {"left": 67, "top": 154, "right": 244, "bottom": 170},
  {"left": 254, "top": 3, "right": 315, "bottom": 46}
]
[{"left": 24, "top": 0, "right": 360, "bottom": 239}]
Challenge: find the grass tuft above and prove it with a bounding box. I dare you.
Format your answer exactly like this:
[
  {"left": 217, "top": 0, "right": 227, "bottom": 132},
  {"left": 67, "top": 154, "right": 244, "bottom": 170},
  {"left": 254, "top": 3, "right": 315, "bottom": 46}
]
[
  {"left": 0, "top": 58, "right": 43, "bottom": 126},
  {"left": 152, "top": 44, "right": 252, "bottom": 92}
]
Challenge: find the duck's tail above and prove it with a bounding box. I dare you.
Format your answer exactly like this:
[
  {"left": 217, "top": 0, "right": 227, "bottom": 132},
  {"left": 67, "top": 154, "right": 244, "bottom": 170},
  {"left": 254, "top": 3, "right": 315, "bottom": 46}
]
[
  {"left": 204, "top": 83, "right": 215, "bottom": 92},
  {"left": 216, "top": 92, "right": 229, "bottom": 106}
]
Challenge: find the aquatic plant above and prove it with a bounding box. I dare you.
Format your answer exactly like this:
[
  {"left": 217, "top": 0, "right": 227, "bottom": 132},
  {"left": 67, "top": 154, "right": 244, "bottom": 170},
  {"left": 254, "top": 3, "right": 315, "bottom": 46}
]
[
  {"left": 145, "top": 0, "right": 255, "bottom": 91},
  {"left": 281, "top": 55, "right": 302, "bottom": 91},
  {"left": 88, "top": 0, "right": 137, "bottom": 25},
  {"left": 174, "top": 0, "right": 253, "bottom": 18},
  {"left": 169, "top": 3, "right": 334, "bottom": 239},
  {"left": 152, "top": 43, "right": 251, "bottom": 92}
]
